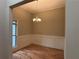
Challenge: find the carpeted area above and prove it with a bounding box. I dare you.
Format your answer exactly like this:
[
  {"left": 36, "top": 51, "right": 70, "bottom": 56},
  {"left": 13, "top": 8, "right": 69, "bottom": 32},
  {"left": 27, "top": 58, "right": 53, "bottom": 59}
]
[{"left": 19, "top": 44, "right": 64, "bottom": 59}]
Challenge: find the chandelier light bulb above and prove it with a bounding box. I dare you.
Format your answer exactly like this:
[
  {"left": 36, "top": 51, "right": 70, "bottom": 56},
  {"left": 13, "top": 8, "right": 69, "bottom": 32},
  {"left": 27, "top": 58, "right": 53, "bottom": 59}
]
[
  {"left": 38, "top": 18, "right": 41, "bottom": 22},
  {"left": 33, "top": 18, "right": 36, "bottom": 22}
]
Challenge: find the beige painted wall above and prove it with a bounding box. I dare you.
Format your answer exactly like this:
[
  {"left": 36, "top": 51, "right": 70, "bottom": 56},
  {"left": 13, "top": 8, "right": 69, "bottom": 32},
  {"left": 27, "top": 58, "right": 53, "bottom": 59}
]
[
  {"left": 33, "top": 7, "right": 65, "bottom": 36},
  {"left": 12, "top": 7, "right": 33, "bottom": 51},
  {"left": 12, "top": 7, "right": 33, "bottom": 36}
]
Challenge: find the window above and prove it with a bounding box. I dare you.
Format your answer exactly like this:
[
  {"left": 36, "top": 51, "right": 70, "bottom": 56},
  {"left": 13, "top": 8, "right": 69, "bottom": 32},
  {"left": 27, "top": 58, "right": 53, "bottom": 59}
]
[{"left": 12, "top": 20, "right": 17, "bottom": 48}]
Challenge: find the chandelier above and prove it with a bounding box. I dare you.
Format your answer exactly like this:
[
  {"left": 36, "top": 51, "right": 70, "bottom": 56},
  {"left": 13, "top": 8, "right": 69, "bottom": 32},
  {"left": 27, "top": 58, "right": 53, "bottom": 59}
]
[
  {"left": 32, "top": 0, "right": 42, "bottom": 22},
  {"left": 33, "top": 16, "right": 42, "bottom": 22}
]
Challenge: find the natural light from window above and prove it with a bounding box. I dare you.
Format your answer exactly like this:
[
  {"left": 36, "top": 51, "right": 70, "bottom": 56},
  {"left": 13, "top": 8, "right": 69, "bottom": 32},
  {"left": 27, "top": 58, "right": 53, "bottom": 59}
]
[{"left": 12, "top": 20, "right": 17, "bottom": 48}]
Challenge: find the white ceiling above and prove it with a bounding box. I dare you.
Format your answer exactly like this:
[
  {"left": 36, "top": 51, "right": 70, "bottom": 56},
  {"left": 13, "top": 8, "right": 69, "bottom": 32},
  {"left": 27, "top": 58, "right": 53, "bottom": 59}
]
[{"left": 19, "top": 0, "right": 65, "bottom": 13}]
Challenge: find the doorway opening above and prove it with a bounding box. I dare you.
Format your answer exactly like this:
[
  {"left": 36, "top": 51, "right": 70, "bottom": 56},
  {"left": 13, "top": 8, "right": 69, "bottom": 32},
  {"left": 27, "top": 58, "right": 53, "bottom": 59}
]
[{"left": 9, "top": 0, "right": 65, "bottom": 59}]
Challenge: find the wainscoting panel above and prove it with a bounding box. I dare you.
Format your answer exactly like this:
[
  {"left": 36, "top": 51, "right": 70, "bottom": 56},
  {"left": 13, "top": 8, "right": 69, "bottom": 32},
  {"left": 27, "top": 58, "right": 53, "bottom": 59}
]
[
  {"left": 31, "top": 34, "right": 64, "bottom": 50},
  {"left": 13, "top": 35, "right": 31, "bottom": 52},
  {"left": 13, "top": 34, "right": 64, "bottom": 52}
]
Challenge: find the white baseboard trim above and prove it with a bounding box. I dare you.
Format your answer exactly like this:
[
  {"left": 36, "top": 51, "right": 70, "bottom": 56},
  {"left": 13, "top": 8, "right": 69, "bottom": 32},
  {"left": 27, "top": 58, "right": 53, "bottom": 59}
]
[{"left": 31, "top": 34, "right": 64, "bottom": 50}]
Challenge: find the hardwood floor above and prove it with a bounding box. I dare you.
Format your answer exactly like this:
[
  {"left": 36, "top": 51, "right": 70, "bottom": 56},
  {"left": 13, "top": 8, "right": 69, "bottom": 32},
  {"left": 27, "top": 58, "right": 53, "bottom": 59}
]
[{"left": 21, "top": 44, "right": 64, "bottom": 59}]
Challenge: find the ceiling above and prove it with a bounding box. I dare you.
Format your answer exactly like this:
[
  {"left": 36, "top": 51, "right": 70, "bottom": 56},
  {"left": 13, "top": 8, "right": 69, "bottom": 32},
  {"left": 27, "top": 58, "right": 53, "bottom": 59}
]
[{"left": 18, "top": 0, "right": 65, "bottom": 13}]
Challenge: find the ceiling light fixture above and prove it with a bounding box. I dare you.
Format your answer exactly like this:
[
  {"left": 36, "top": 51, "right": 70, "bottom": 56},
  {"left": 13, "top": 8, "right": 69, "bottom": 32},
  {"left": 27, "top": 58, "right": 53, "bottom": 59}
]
[{"left": 33, "top": 0, "right": 42, "bottom": 22}]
